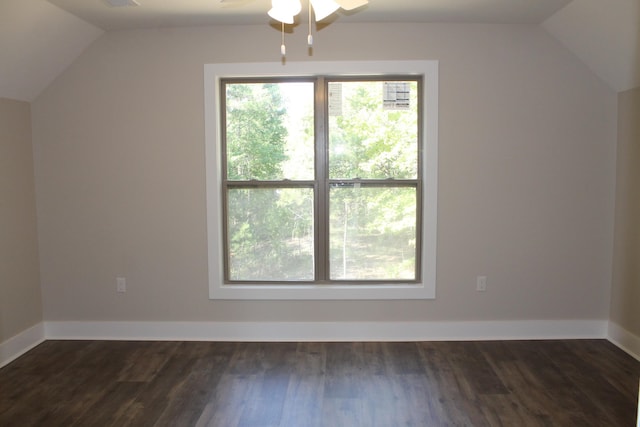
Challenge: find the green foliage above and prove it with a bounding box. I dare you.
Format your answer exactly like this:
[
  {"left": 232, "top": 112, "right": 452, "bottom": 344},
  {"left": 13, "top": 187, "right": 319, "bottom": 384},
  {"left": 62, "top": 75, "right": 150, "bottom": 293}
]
[
  {"left": 329, "top": 81, "right": 418, "bottom": 180},
  {"left": 328, "top": 81, "right": 419, "bottom": 279},
  {"left": 225, "top": 83, "right": 313, "bottom": 281},
  {"left": 226, "top": 83, "right": 288, "bottom": 180},
  {"left": 224, "top": 80, "right": 420, "bottom": 281},
  {"left": 329, "top": 187, "right": 417, "bottom": 280},
  {"left": 228, "top": 188, "right": 313, "bottom": 281}
]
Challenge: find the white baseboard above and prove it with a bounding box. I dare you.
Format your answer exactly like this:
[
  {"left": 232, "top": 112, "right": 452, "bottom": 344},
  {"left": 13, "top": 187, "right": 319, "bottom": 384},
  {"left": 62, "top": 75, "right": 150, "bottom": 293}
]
[
  {"left": 0, "top": 320, "right": 610, "bottom": 366},
  {"left": 0, "top": 323, "right": 45, "bottom": 369},
  {"left": 607, "top": 321, "right": 640, "bottom": 361},
  {"left": 44, "top": 319, "right": 608, "bottom": 342}
]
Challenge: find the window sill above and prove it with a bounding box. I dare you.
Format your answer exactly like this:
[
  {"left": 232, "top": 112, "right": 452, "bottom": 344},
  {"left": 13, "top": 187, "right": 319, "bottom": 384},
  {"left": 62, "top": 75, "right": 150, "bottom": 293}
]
[{"left": 209, "top": 282, "right": 435, "bottom": 300}]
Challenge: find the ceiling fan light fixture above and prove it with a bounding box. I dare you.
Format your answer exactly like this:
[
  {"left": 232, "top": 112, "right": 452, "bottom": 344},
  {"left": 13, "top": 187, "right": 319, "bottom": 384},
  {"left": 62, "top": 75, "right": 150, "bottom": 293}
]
[
  {"left": 268, "top": 0, "right": 302, "bottom": 23},
  {"left": 268, "top": 0, "right": 368, "bottom": 56},
  {"left": 268, "top": 8, "right": 294, "bottom": 23},
  {"left": 310, "top": 0, "right": 340, "bottom": 21},
  {"left": 335, "top": 0, "right": 368, "bottom": 11}
]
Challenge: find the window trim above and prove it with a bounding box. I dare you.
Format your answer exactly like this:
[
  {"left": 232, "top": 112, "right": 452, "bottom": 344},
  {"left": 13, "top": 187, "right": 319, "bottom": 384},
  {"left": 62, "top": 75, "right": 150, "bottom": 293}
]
[{"left": 205, "top": 60, "right": 438, "bottom": 300}]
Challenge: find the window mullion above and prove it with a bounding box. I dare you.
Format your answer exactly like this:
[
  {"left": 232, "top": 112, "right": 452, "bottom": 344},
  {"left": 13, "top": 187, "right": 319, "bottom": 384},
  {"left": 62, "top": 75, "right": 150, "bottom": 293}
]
[{"left": 315, "top": 77, "right": 329, "bottom": 282}]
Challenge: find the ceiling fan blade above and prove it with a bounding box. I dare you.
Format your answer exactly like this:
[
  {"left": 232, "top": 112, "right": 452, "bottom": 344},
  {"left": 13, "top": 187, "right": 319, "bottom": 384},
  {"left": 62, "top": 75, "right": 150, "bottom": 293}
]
[{"left": 335, "top": 0, "right": 368, "bottom": 11}]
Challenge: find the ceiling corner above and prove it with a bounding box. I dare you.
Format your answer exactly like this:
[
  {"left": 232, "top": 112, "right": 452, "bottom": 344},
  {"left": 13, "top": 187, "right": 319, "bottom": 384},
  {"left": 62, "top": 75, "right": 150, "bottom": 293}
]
[
  {"left": 542, "top": 0, "right": 640, "bottom": 93},
  {"left": 0, "top": 1, "right": 104, "bottom": 101}
]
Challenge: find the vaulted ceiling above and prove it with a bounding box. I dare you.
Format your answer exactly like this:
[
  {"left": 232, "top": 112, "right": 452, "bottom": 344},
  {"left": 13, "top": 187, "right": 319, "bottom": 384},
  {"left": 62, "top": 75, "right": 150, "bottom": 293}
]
[
  {"left": 0, "top": 0, "right": 638, "bottom": 102},
  {"left": 46, "top": 0, "right": 573, "bottom": 29},
  {"left": 543, "top": 0, "right": 639, "bottom": 93}
]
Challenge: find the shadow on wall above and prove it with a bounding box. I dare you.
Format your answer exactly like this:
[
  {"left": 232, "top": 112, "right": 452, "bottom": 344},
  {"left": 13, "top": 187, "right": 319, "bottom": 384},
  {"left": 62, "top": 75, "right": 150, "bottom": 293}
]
[
  {"left": 633, "top": 5, "right": 640, "bottom": 336},
  {"left": 611, "top": 2, "right": 640, "bottom": 334},
  {"left": 610, "top": 3, "right": 640, "bottom": 339},
  {"left": 637, "top": 35, "right": 640, "bottom": 427},
  {"left": 635, "top": 4, "right": 640, "bottom": 89}
]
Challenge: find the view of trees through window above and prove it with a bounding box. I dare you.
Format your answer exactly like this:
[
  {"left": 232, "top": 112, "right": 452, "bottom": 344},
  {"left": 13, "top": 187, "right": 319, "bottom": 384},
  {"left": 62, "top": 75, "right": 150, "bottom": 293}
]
[{"left": 223, "top": 77, "right": 420, "bottom": 282}]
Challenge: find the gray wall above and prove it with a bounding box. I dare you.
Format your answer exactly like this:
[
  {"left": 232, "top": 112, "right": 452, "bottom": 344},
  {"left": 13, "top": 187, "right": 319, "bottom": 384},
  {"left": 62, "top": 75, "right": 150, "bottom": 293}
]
[
  {"left": 32, "top": 23, "right": 617, "bottom": 324},
  {"left": 0, "top": 98, "right": 42, "bottom": 343},
  {"left": 611, "top": 87, "right": 640, "bottom": 337}
]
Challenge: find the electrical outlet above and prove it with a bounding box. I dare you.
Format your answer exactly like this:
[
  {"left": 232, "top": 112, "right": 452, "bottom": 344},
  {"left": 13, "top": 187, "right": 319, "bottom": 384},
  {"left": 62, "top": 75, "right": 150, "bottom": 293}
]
[
  {"left": 476, "top": 276, "right": 487, "bottom": 292},
  {"left": 116, "top": 277, "right": 127, "bottom": 293}
]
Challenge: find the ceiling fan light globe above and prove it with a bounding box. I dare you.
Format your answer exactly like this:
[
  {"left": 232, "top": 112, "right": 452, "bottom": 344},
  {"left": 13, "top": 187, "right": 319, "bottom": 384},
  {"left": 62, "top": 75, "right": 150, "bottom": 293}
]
[
  {"left": 268, "top": 7, "right": 295, "bottom": 23},
  {"left": 275, "top": 0, "right": 302, "bottom": 15},
  {"left": 335, "top": 0, "right": 368, "bottom": 11},
  {"left": 310, "top": 0, "right": 340, "bottom": 21}
]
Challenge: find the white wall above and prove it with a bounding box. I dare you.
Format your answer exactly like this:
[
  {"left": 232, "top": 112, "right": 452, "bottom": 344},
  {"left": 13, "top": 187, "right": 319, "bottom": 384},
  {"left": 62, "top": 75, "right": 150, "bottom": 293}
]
[
  {"left": 31, "top": 23, "right": 617, "bottom": 325},
  {"left": 0, "top": 98, "right": 42, "bottom": 343}
]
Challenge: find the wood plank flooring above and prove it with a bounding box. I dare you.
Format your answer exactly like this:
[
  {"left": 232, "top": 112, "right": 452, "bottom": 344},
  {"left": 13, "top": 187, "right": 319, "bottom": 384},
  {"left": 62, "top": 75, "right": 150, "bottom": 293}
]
[{"left": 1, "top": 340, "right": 638, "bottom": 426}]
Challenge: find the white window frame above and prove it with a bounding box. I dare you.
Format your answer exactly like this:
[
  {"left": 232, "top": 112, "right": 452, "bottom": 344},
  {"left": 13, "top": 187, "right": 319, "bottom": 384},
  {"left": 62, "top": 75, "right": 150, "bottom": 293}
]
[{"left": 204, "top": 60, "right": 438, "bottom": 300}]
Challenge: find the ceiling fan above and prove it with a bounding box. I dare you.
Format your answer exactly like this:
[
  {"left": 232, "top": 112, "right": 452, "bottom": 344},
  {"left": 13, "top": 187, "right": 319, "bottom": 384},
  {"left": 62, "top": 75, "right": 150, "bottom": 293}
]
[
  {"left": 220, "top": 0, "right": 369, "bottom": 55},
  {"left": 220, "top": 0, "right": 369, "bottom": 21}
]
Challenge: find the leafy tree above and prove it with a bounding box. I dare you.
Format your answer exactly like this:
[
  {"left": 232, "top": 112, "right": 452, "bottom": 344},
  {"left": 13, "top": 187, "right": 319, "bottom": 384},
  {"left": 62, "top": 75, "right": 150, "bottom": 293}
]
[
  {"left": 228, "top": 188, "right": 313, "bottom": 281},
  {"left": 225, "top": 83, "right": 313, "bottom": 280},
  {"left": 225, "top": 80, "right": 419, "bottom": 281},
  {"left": 328, "top": 81, "right": 419, "bottom": 279},
  {"left": 329, "top": 82, "right": 418, "bottom": 180},
  {"left": 226, "top": 83, "right": 288, "bottom": 180}
]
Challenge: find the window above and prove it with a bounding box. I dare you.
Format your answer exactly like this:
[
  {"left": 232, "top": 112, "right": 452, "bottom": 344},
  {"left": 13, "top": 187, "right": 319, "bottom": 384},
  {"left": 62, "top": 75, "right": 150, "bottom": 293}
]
[{"left": 205, "top": 61, "right": 438, "bottom": 300}]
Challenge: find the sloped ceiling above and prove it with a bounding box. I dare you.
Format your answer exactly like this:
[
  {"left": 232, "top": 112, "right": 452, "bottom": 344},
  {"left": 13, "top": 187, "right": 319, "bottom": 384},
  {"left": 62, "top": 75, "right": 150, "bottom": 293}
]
[
  {"left": 46, "top": 0, "right": 571, "bottom": 29},
  {"left": 543, "top": 0, "right": 640, "bottom": 93},
  {"left": 0, "top": 0, "right": 637, "bottom": 102},
  {"left": 0, "top": 1, "right": 103, "bottom": 102}
]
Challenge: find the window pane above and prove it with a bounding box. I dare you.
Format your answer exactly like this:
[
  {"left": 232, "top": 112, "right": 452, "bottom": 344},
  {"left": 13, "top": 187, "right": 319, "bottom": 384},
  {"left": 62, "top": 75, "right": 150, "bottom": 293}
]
[
  {"left": 330, "top": 186, "right": 417, "bottom": 280},
  {"left": 329, "top": 80, "right": 419, "bottom": 180},
  {"left": 228, "top": 187, "right": 314, "bottom": 281},
  {"left": 225, "top": 82, "right": 314, "bottom": 181}
]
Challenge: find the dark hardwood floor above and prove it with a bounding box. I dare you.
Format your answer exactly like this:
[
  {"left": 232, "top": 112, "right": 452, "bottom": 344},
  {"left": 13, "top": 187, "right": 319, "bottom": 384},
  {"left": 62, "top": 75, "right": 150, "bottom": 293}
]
[{"left": 1, "top": 339, "right": 638, "bottom": 426}]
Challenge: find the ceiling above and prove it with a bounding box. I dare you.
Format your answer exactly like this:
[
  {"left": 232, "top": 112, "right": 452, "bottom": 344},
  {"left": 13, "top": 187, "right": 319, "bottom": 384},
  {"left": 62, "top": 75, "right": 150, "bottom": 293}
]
[
  {"left": 0, "top": 0, "right": 638, "bottom": 101},
  {"left": 47, "top": 0, "right": 573, "bottom": 30}
]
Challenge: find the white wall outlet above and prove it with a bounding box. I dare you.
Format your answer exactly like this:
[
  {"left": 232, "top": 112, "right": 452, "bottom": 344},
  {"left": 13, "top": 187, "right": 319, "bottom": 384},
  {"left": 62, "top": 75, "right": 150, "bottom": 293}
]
[
  {"left": 476, "top": 276, "right": 487, "bottom": 292},
  {"left": 116, "top": 277, "right": 127, "bottom": 293}
]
